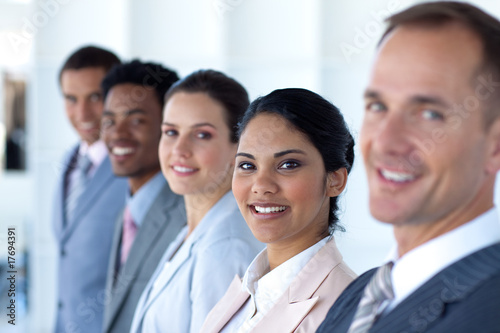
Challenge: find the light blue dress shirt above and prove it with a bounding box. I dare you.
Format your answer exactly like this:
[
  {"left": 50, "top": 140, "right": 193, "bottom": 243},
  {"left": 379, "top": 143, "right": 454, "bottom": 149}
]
[
  {"left": 130, "top": 191, "right": 264, "bottom": 333},
  {"left": 126, "top": 172, "right": 166, "bottom": 228}
]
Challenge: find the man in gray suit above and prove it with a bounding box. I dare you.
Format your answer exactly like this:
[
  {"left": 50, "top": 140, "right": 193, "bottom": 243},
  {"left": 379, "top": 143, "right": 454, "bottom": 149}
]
[
  {"left": 54, "top": 46, "right": 128, "bottom": 333},
  {"left": 100, "top": 60, "right": 186, "bottom": 333},
  {"left": 318, "top": 2, "right": 500, "bottom": 332}
]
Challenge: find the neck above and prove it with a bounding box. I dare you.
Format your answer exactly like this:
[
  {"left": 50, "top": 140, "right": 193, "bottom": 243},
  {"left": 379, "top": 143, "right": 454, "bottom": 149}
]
[
  {"left": 128, "top": 169, "right": 160, "bottom": 195},
  {"left": 266, "top": 230, "right": 329, "bottom": 270},
  {"left": 184, "top": 183, "right": 231, "bottom": 238},
  {"left": 394, "top": 193, "right": 493, "bottom": 257}
]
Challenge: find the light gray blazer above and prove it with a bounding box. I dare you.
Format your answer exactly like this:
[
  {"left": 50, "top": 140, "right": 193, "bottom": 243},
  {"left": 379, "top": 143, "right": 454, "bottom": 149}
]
[
  {"left": 53, "top": 144, "right": 128, "bottom": 333},
  {"left": 102, "top": 182, "right": 186, "bottom": 333},
  {"left": 130, "top": 191, "right": 264, "bottom": 333}
]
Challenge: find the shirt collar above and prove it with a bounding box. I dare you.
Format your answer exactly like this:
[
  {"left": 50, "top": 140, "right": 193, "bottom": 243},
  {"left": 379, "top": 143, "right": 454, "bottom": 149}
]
[
  {"left": 388, "top": 207, "right": 500, "bottom": 309},
  {"left": 242, "top": 237, "right": 329, "bottom": 304},
  {"left": 78, "top": 140, "right": 107, "bottom": 168},
  {"left": 126, "top": 172, "right": 166, "bottom": 227}
]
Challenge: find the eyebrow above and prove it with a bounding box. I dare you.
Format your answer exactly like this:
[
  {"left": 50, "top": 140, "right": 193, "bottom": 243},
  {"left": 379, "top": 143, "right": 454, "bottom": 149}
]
[
  {"left": 102, "top": 108, "right": 147, "bottom": 117},
  {"left": 364, "top": 89, "right": 450, "bottom": 108},
  {"left": 235, "top": 149, "right": 306, "bottom": 159},
  {"left": 161, "top": 122, "right": 217, "bottom": 129}
]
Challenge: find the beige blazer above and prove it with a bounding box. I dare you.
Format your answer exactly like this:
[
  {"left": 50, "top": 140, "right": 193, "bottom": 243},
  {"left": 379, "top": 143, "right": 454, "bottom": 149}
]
[{"left": 200, "top": 238, "right": 357, "bottom": 333}]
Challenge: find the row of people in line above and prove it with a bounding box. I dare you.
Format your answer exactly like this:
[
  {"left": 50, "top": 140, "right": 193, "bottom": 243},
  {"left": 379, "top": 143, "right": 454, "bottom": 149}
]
[{"left": 53, "top": 2, "right": 500, "bottom": 333}]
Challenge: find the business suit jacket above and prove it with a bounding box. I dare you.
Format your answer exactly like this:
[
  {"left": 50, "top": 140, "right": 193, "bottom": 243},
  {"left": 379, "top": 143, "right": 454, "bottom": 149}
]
[
  {"left": 53, "top": 144, "right": 128, "bottom": 333},
  {"left": 130, "top": 191, "right": 264, "bottom": 333},
  {"left": 102, "top": 182, "right": 186, "bottom": 333},
  {"left": 317, "top": 242, "right": 500, "bottom": 333},
  {"left": 201, "top": 238, "right": 357, "bottom": 333}
]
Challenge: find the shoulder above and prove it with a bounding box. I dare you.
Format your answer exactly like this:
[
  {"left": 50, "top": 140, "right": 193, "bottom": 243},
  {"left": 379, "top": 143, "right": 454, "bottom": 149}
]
[{"left": 201, "top": 198, "right": 257, "bottom": 247}]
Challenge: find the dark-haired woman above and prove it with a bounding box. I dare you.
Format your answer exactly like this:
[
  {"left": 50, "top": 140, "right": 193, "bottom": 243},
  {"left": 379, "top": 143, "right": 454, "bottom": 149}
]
[
  {"left": 201, "top": 88, "right": 357, "bottom": 333},
  {"left": 130, "top": 70, "right": 263, "bottom": 333}
]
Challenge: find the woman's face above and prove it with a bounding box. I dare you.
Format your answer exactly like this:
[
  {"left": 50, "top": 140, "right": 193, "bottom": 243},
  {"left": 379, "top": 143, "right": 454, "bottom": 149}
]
[
  {"left": 233, "top": 113, "right": 345, "bottom": 248},
  {"left": 159, "top": 92, "right": 237, "bottom": 197}
]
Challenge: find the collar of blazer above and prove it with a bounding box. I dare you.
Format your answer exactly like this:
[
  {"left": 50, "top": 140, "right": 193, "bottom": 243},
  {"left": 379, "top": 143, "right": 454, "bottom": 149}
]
[
  {"left": 204, "top": 238, "right": 346, "bottom": 333},
  {"left": 370, "top": 242, "right": 500, "bottom": 332}
]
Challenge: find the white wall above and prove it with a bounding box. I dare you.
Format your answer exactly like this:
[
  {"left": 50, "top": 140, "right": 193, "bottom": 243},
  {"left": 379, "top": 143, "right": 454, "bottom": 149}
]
[{"left": 0, "top": 0, "right": 499, "bottom": 331}]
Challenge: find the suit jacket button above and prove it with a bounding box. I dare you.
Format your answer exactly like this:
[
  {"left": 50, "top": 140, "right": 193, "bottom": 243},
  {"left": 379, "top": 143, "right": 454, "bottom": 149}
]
[
  {"left": 61, "top": 249, "right": 66, "bottom": 256},
  {"left": 58, "top": 301, "right": 63, "bottom": 309}
]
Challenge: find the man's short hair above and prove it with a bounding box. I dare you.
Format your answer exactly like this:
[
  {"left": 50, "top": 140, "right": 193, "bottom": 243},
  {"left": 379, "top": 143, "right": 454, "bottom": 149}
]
[
  {"left": 380, "top": 1, "right": 500, "bottom": 123},
  {"left": 101, "top": 59, "right": 180, "bottom": 107},
  {"left": 58, "top": 45, "right": 121, "bottom": 83}
]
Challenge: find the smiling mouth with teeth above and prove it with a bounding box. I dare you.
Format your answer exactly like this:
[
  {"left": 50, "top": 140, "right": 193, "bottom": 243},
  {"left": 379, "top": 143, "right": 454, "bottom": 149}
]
[
  {"left": 172, "top": 166, "right": 197, "bottom": 173},
  {"left": 112, "top": 147, "right": 135, "bottom": 156},
  {"left": 253, "top": 205, "right": 288, "bottom": 214},
  {"left": 79, "top": 122, "right": 96, "bottom": 130},
  {"left": 380, "top": 169, "right": 416, "bottom": 183}
]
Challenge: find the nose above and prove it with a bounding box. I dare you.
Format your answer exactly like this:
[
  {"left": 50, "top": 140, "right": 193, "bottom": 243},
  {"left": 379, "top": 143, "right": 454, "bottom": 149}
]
[
  {"left": 369, "top": 111, "right": 412, "bottom": 156},
  {"left": 172, "top": 135, "right": 192, "bottom": 159},
  {"left": 75, "top": 99, "right": 95, "bottom": 122},
  {"left": 251, "top": 168, "right": 279, "bottom": 195}
]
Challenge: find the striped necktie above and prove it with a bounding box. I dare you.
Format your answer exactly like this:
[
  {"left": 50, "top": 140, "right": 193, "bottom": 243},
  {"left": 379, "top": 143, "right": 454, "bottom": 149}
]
[
  {"left": 65, "top": 153, "right": 92, "bottom": 224},
  {"left": 347, "top": 262, "right": 394, "bottom": 333}
]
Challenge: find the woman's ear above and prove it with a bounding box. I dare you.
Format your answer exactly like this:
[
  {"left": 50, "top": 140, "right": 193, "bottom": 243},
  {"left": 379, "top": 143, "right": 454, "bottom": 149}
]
[{"left": 326, "top": 168, "right": 348, "bottom": 197}]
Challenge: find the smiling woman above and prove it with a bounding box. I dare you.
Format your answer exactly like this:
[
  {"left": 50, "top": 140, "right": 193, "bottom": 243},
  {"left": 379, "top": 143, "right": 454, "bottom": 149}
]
[
  {"left": 201, "top": 88, "right": 357, "bottom": 333},
  {"left": 129, "top": 70, "right": 263, "bottom": 333}
]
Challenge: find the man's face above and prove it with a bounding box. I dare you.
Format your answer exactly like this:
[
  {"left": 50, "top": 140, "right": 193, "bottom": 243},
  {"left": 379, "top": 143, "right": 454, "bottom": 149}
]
[
  {"left": 101, "top": 83, "right": 163, "bottom": 193},
  {"left": 361, "top": 22, "right": 499, "bottom": 229},
  {"left": 60, "top": 67, "right": 107, "bottom": 144}
]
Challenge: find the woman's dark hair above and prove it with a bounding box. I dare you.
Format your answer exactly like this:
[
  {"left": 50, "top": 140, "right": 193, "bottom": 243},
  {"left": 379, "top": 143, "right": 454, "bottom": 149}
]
[
  {"left": 165, "top": 69, "right": 249, "bottom": 143},
  {"left": 238, "top": 88, "right": 355, "bottom": 233}
]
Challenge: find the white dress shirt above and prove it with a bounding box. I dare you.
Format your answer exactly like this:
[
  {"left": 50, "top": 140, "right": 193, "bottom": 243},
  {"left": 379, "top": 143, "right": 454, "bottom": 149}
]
[
  {"left": 66, "top": 140, "right": 107, "bottom": 195},
  {"left": 222, "top": 237, "right": 330, "bottom": 333},
  {"left": 385, "top": 207, "right": 500, "bottom": 313}
]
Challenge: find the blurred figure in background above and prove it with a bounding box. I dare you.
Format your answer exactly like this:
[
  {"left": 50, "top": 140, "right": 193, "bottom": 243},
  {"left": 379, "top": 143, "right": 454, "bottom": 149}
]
[
  {"left": 53, "top": 46, "right": 127, "bottom": 333},
  {"left": 100, "top": 60, "right": 185, "bottom": 333},
  {"left": 130, "top": 70, "right": 263, "bottom": 333}
]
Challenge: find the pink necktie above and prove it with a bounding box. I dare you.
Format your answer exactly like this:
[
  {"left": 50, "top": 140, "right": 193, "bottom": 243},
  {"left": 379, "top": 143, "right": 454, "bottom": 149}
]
[{"left": 120, "top": 206, "right": 137, "bottom": 265}]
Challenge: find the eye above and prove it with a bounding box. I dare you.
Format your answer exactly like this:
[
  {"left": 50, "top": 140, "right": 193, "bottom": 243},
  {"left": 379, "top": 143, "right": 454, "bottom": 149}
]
[
  {"left": 65, "top": 96, "right": 77, "bottom": 104},
  {"left": 130, "top": 117, "right": 144, "bottom": 126},
  {"left": 238, "top": 162, "right": 255, "bottom": 171},
  {"left": 421, "top": 109, "right": 444, "bottom": 121},
  {"left": 366, "top": 101, "right": 387, "bottom": 113},
  {"left": 89, "top": 93, "right": 102, "bottom": 103},
  {"left": 101, "top": 118, "right": 114, "bottom": 129},
  {"left": 196, "top": 131, "right": 212, "bottom": 140},
  {"left": 163, "top": 129, "right": 178, "bottom": 136},
  {"left": 279, "top": 160, "right": 300, "bottom": 169}
]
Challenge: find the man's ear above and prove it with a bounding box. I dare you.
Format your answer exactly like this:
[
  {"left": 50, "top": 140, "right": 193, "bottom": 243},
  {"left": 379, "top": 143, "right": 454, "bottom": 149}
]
[
  {"left": 485, "top": 118, "right": 500, "bottom": 175},
  {"left": 326, "top": 168, "right": 348, "bottom": 197}
]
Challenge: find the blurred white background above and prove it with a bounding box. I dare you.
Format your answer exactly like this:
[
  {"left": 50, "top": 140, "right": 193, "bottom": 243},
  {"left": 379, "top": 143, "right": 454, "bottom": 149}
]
[{"left": 0, "top": 0, "right": 499, "bottom": 332}]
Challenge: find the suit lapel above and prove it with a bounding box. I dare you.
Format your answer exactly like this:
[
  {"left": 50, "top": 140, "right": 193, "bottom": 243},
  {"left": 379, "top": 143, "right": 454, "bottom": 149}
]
[
  {"left": 372, "top": 243, "right": 500, "bottom": 332},
  {"left": 61, "top": 157, "right": 115, "bottom": 244},
  {"left": 108, "top": 187, "right": 181, "bottom": 319},
  {"left": 54, "top": 145, "right": 78, "bottom": 239},
  {"left": 203, "top": 276, "right": 251, "bottom": 333},
  {"left": 253, "top": 239, "right": 343, "bottom": 332},
  {"left": 138, "top": 227, "right": 194, "bottom": 316}
]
